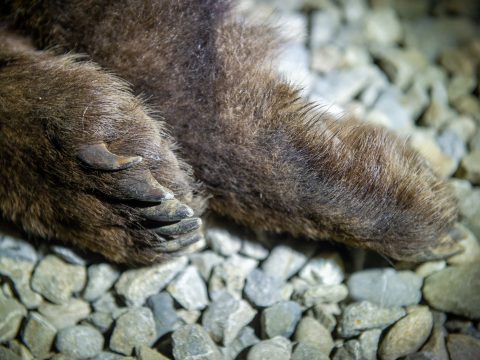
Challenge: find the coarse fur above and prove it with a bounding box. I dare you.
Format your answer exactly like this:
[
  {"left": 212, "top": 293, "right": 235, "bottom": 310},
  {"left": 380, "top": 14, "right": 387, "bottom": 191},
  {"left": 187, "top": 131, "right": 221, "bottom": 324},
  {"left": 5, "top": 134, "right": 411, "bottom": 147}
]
[{"left": 0, "top": 0, "right": 459, "bottom": 264}]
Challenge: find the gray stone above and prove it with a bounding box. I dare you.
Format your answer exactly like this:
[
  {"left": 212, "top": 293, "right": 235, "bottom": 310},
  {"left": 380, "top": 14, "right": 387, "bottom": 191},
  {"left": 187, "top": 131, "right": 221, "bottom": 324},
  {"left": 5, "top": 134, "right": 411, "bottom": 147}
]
[
  {"left": 31, "top": 255, "right": 86, "bottom": 304},
  {"left": 245, "top": 269, "right": 284, "bottom": 307},
  {"left": 22, "top": 312, "right": 56, "bottom": 359},
  {"left": 110, "top": 307, "right": 156, "bottom": 355},
  {"left": 347, "top": 268, "right": 422, "bottom": 307},
  {"left": 359, "top": 329, "right": 382, "bottom": 360},
  {"left": 209, "top": 254, "right": 258, "bottom": 300},
  {"left": 311, "top": 46, "right": 341, "bottom": 74},
  {"left": 6, "top": 339, "right": 33, "bottom": 360},
  {"left": 0, "top": 293, "right": 26, "bottom": 342},
  {"left": 447, "top": 334, "right": 480, "bottom": 360},
  {"left": 0, "top": 346, "right": 22, "bottom": 360},
  {"left": 420, "top": 321, "right": 448, "bottom": 360},
  {"left": 189, "top": 251, "right": 223, "bottom": 281},
  {"left": 146, "top": 292, "right": 178, "bottom": 339},
  {"left": 379, "top": 306, "right": 433, "bottom": 360},
  {"left": 364, "top": 8, "right": 402, "bottom": 45},
  {"left": 372, "top": 87, "right": 413, "bottom": 130},
  {"left": 92, "top": 351, "right": 135, "bottom": 360},
  {"left": 437, "top": 130, "right": 466, "bottom": 163},
  {"left": 310, "top": 9, "right": 341, "bottom": 47},
  {"left": 167, "top": 265, "right": 208, "bottom": 310},
  {"left": 83, "top": 263, "right": 119, "bottom": 301},
  {"left": 291, "top": 342, "right": 329, "bottom": 360},
  {"left": 447, "top": 224, "right": 480, "bottom": 265},
  {"left": 338, "top": 301, "right": 406, "bottom": 338},
  {"left": 38, "top": 298, "right": 91, "bottom": 330},
  {"left": 299, "top": 284, "right": 348, "bottom": 307},
  {"left": 90, "top": 311, "right": 114, "bottom": 333},
  {"left": 460, "top": 150, "right": 480, "bottom": 185},
  {"left": 416, "top": 260, "right": 447, "bottom": 278},
  {"left": 202, "top": 291, "right": 256, "bottom": 346},
  {"left": 172, "top": 324, "right": 222, "bottom": 360},
  {"left": 402, "top": 81, "right": 430, "bottom": 122},
  {"left": 333, "top": 340, "right": 362, "bottom": 360},
  {"left": 51, "top": 245, "right": 87, "bottom": 266},
  {"left": 423, "top": 263, "right": 480, "bottom": 319},
  {"left": 299, "top": 253, "right": 344, "bottom": 285},
  {"left": 206, "top": 227, "right": 242, "bottom": 256},
  {"left": 262, "top": 245, "right": 310, "bottom": 281},
  {"left": 240, "top": 239, "right": 269, "bottom": 260},
  {"left": 0, "top": 234, "right": 37, "bottom": 263},
  {"left": 176, "top": 309, "right": 201, "bottom": 325},
  {"left": 55, "top": 325, "right": 104, "bottom": 359},
  {"left": 261, "top": 301, "right": 302, "bottom": 339},
  {"left": 221, "top": 326, "right": 259, "bottom": 360},
  {"left": 0, "top": 257, "right": 42, "bottom": 308},
  {"left": 136, "top": 345, "right": 169, "bottom": 360},
  {"left": 115, "top": 256, "right": 187, "bottom": 306},
  {"left": 294, "top": 317, "right": 334, "bottom": 355},
  {"left": 92, "top": 292, "right": 123, "bottom": 315},
  {"left": 308, "top": 304, "right": 337, "bottom": 332},
  {"left": 247, "top": 336, "right": 292, "bottom": 360}
]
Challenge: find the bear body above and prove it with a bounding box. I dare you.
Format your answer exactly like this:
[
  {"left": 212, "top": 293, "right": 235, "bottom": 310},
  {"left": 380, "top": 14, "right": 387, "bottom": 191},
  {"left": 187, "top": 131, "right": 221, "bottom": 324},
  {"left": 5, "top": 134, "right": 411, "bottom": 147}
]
[{"left": 0, "top": 0, "right": 459, "bottom": 264}]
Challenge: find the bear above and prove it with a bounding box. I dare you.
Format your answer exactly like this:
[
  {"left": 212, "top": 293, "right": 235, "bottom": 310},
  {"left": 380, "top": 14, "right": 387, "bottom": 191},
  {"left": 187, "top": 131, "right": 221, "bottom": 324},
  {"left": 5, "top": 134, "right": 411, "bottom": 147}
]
[{"left": 0, "top": 0, "right": 459, "bottom": 265}]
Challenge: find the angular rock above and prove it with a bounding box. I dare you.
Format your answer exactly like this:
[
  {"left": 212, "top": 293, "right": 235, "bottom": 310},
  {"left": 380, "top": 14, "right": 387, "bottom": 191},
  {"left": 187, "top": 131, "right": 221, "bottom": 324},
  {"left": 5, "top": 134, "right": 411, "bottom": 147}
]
[
  {"left": 110, "top": 307, "right": 156, "bottom": 355},
  {"left": 0, "top": 234, "right": 37, "bottom": 263},
  {"left": 308, "top": 304, "right": 337, "bottom": 332},
  {"left": 209, "top": 254, "right": 258, "bottom": 300},
  {"left": 0, "top": 346, "right": 22, "bottom": 360},
  {"left": 202, "top": 291, "right": 256, "bottom": 346},
  {"left": 167, "top": 266, "right": 208, "bottom": 310},
  {"left": 338, "top": 301, "right": 406, "bottom": 338},
  {"left": 423, "top": 263, "right": 480, "bottom": 319},
  {"left": 379, "top": 306, "right": 433, "bottom": 360},
  {"left": 136, "top": 345, "right": 169, "bottom": 360},
  {"left": 221, "top": 326, "right": 259, "bottom": 360},
  {"left": 262, "top": 245, "right": 310, "bottom": 281},
  {"left": 0, "top": 257, "right": 42, "bottom": 308},
  {"left": 447, "top": 225, "right": 480, "bottom": 265},
  {"left": 294, "top": 317, "right": 333, "bottom": 355},
  {"left": 22, "top": 312, "right": 56, "bottom": 359},
  {"left": 299, "top": 253, "right": 344, "bottom": 285},
  {"left": 460, "top": 150, "right": 480, "bottom": 185},
  {"left": 364, "top": 8, "right": 402, "bottom": 45},
  {"left": 189, "top": 251, "right": 223, "bottom": 281},
  {"left": 206, "top": 227, "right": 242, "bottom": 256},
  {"left": 51, "top": 245, "right": 87, "bottom": 266},
  {"left": 347, "top": 268, "right": 422, "bottom": 307},
  {"left": 0, "top": 293, "right": 26, "bottom": 342},
  {"left": 83, "top": 263, "right": 119, "bottom": 301},
  {"left": 261, "top": 301, "right": 302, "bottom": 339},
  {"left": 247, "top": 336, "right": 292, "bottom": 360},
  {"left": 245, "top": 269, "right": 285, "bottom": 307},
  {"left": 359, "top": 329, "right": 382, "bottom": 360},
  {"left": 92, "top": 292, "right": 123, "bottom": 315},
  {"left": 90, "top": 311, "right": 114, "bottom": 333},
  {"left": 31, "top": 255, "right": 86, "bottom": 304},
  {"left": 176, "top": 309, "right": 201, "bottom": 325},
  {"left": 240, "top": 239, "right": 269, "bottom": 260},
  {"left": 115, "top": 256, "right": 187, "bottom": 306},
  {"left": 446, "top": 334, "right": 480, "bottom": 360},
  {"left": 92, "top": 351, "right": 135, "bottom": 360},
  {"left": 172, "top": 324, "right": 222, "bottom": 360},
  {"left": 300, "top": 284, "right": 349, "bottom": 307},
  {"left": 146, "top": 292, "right": 178, "bottom": 339},
  {"left": 333, "top": 340, "right": 362, "bottom": 360},
  {"left": 291, "top": 342, "right": 329, "bottom": 360},
  {"left": 55, "top": 325, "right": 104, "bottom": 359},
  {"left": 38, "top": 298, "right": 91, "bottom": 330}
]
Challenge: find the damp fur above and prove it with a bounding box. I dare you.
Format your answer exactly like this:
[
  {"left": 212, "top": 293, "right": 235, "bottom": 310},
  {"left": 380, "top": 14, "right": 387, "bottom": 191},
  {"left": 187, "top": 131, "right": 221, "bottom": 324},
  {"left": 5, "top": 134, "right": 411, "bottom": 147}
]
[{"left": 0, "top": 0, "right": 459, "bottom": 264}]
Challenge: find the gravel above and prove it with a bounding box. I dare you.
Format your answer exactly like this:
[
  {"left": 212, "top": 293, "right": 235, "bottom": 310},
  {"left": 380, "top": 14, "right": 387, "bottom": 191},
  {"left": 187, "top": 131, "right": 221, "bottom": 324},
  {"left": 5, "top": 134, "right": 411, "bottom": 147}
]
[{"left": 1, "top": 0, "right": 479, "bottom": 358}]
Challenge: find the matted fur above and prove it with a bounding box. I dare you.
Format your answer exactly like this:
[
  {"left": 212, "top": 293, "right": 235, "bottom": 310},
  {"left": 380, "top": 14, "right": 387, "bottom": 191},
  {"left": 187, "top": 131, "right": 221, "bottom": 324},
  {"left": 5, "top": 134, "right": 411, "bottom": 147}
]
[{"left": 0, "top": 0, "right": 458, "bottom": 263}]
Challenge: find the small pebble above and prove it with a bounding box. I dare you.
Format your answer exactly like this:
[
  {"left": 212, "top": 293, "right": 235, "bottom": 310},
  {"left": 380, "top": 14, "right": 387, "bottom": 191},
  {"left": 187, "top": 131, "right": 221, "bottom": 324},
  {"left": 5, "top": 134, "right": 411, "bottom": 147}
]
[
  {"left": 460, "top": 150, "right": 480, "bottom": 185},
  {"left": 240, "top": 239, "right": 269, "bottom": 260},
  {"left": 38, "top": 298, "right": 91, "bottom": 330},
  {"left": 146, "top": 292, "right": 178, "bottom": 339},
  {"left": 55, "top": 325, "right": 104, "bottom": 359},
  {"left": 172, "top": 324, "right": 222, "bottom": 360},
  {"left": 221, "top": 326, "right": 259, "bottom": 360},
  {"left": 294, "top": 317, "right": 334, "bottom": 355},
  {"left": 136, "top": 345, "right": 169, "bottom": 360},
  {"left": 22, "top": 312, "right": 56, "bottom": 359},
  {"left": 167, "top": 266, "right": 208, "bottom": 310},
  {"left": 245, "top": 269, "right": 284, "bottom": 307},
  {"left": 202, "top": 291, "right": 256, "bottom": 346},
  {"left": 247, "top": 336, "right": 292, "bottom": 360},
  {"left": 338, "top": 301, "right": 406, "bottom": 338},
  {"left": 423, "top": 263, "right": 480, "bottom": 319},
  {"left": 379, "top": 306, "right": 433, "bottom": 360},
  {"left": 299, "top": 253, "right": 344, "bottom": 285},
  {"left": 83, "top": 263, "right": 119, "bottom": 301},
  {"left": 262, "top": 245, "right": 310, "bottom": 281},
  {"left": 31, "top": 255, "right": 86, "bottom": 304},
  {"left": 115, "top": 256, "right": 187, "bottom": 306},
  {"left": 300, "top": 284, "right": 349, "bottom": 306},
  {"left": 261, "top": 301, "right": 302, "bottom": 338},
  {"left": 0, "top": 235, "right": 37, "bottom": 263},
  {"left": 347, "top": 268, "right": 422, "bottom": 307},
  {"left": 359, "top": 329, "right": 382, "bottom": 360},
  {"left": 447, "top": 334, "right": 480, "bottom": 360},
  {"left": 333, "top": 340, "right": 362, "bottom": 360},
  {"left": 0, "top": 293, "right": 26, "bottom": 342},
  {"left": 51, "top": 245, "right": 87, "bottom": 266},
  {"left": 109, "top": 307, "right": 156, "bottom": 355},
  {"left": 189, "top": 251, "right": 223, "bottom": 281},
  {"left": 291, "top": 342, "right": 329, "bottom": 360},
  {"left": 206, "top": 227, "right": 242, "bottom": 256}
]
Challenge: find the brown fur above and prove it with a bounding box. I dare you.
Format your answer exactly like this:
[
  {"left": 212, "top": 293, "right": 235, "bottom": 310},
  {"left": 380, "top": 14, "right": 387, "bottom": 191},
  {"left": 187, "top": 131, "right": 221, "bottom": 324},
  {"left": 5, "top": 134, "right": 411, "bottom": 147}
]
[{"left": 0, "top": 0, "right": 458, "bottom": 263}]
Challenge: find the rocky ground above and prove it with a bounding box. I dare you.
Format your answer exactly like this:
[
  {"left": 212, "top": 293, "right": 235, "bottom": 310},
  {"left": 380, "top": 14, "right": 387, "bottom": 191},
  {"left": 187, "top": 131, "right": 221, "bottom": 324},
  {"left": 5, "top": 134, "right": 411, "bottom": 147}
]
[{"left": 1, "top": 0, "right": 480, "bottom": 359}]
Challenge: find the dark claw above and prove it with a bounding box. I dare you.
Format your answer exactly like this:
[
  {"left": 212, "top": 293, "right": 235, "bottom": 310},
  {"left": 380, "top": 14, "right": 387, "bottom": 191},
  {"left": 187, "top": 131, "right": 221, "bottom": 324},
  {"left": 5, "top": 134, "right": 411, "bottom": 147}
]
[
  {"left": 140, "top": 200, "right": 194, "bottom": 222},
  {"left": 155, "top": 232, "right": 202, "bottom": 253},
  {"left": 119, "top": 170, "right": 174, "bottom": 202},
  {"left": 155, "top": 218, "right": 202, "bottom": 236},
  {"left": 77, "top": 143, "right": 142, "bottom": 170}
]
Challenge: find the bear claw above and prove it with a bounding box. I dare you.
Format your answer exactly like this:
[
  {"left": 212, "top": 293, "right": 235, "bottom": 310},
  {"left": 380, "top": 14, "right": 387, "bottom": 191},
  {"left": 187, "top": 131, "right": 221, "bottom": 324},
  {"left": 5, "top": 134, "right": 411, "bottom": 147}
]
[
  {"left": 154, "top": 217, "right": 202, "bottom": 236},
  {"left": 77, "top": 143, "right": 143, "bottom": 170},
  {"left": 140, "top": 200, "right": 194, "bottom": 222}
]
